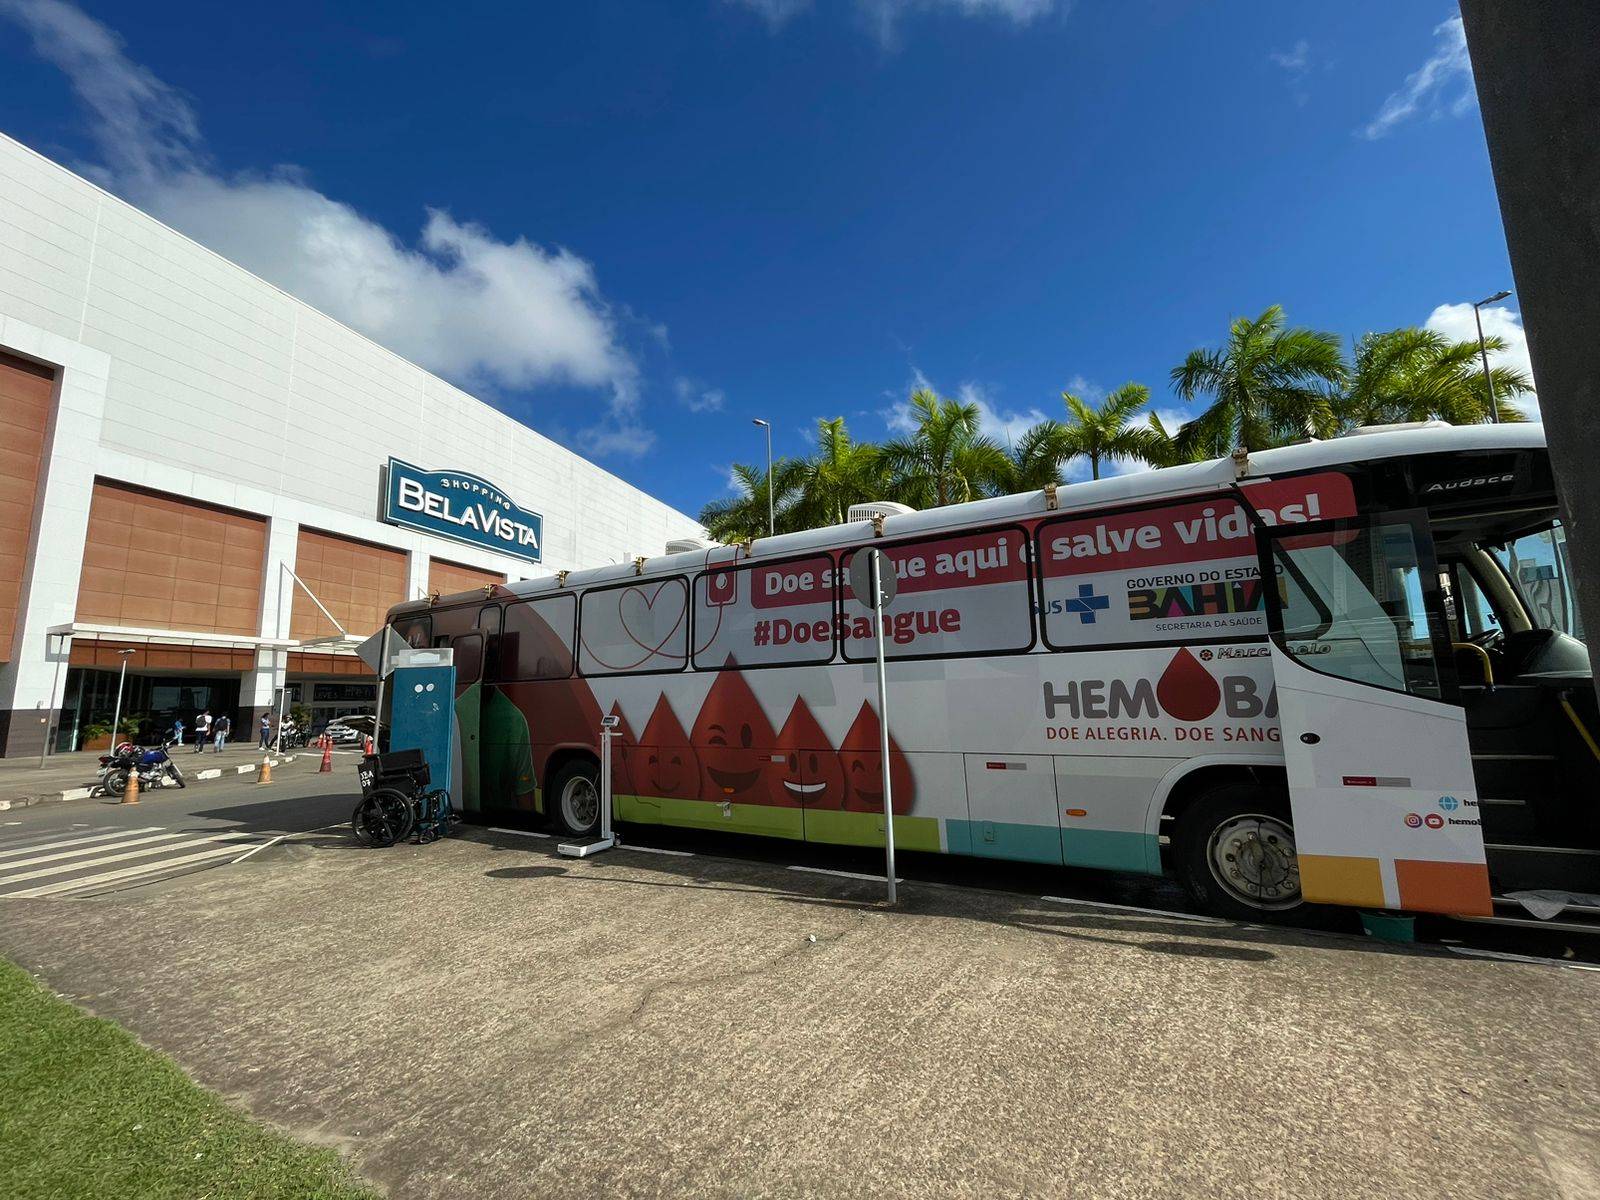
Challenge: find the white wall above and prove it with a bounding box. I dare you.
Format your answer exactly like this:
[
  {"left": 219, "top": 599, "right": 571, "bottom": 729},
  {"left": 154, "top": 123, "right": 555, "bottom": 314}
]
[{"left": 0, "top": 132, "right": 703, "bottom": 580}]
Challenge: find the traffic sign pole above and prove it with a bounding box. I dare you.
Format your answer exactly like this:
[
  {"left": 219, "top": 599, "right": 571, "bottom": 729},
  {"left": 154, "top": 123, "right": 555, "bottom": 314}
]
[{"left": 870, "top": 549, "right": 897, "bottom": 906}]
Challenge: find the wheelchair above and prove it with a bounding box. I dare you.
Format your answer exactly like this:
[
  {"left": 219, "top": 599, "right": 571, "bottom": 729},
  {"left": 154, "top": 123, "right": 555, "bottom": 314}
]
[{"left": 352, "top": 749, "right": 460, "bottom": 847}]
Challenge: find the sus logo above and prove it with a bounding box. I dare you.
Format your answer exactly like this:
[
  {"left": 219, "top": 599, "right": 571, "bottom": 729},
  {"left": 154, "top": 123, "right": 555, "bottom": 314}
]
[
  {"left": 639, "top": 695, "right": 699, "bottom": 800},
  {"left": 773, "top": 697, "right": 844, "bottom": 808},
  {"left": 838, "top": 701, "right": 914, "bottom": 814},
  {"left": 692, "top": 663, "right": 777, "bottom": 802}
]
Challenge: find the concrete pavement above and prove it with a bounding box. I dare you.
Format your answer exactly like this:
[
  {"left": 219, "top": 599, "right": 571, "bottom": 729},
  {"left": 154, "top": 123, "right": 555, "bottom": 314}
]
[{"left": 3, "top": 800, "right": 1598, "bottom": 1199}]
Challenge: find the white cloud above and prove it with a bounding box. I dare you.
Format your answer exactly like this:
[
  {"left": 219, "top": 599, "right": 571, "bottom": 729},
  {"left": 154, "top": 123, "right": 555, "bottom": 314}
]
[
  {"left": 674, "top": 377, "right": 726, "bottom": 414},
  {"left": 1, "top": 0, "right": 654, "bottom": 456},
  {"left": 880, "top": 372, "right": 1048, "bottom": 446},
  {"left": 724, "top": 0, "right": 813, "bottom": 28},
  {"left": 959, "top": 382, "right": 1048, "bottom": 449},
  {"left": 728, "top": 0, "right": 1060, "bottom": 42},
  {"left": 1361, "top": 14, "right": 1474, "bottom": 140},
  {"left": 1423, "top": 302, "right": 1539, "bottom": 416},
  {"left": 1270, "top": 38, "right": 1312, "bottom": 105},
  {"left": 1269, "top": 39, "right": 1309, "bottom": 74},
  {"left": 1063, "top": 374, "right": 1105, "bottom": 403}
]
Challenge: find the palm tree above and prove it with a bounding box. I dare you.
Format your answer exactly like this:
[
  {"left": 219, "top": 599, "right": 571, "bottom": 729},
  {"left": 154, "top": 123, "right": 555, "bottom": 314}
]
[
  {"left": 1171, "top": 305, "right": 1347, "bottom": 452},
  {"left": 698, "top": 458, "right": 807, "bottom": 543},
  {"left": 791, "top": 417, "right": 886, "bottom": 528},
  {"left": 1056, "top": 383, "right": 1156, "bottom": 480},
  {"left": 1008, "top": 420, "right": 1071, "bottom": 490},
  {"left": 882, "top": 389, "right": 1012, "bottom": 508},
  {"left": 1341, "top": 328, "right": 1531, "bottom": 428}
]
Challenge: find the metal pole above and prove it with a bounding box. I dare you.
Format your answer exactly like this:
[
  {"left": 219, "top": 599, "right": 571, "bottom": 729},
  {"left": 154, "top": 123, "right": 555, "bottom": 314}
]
[
  {"left": 600, "top": 726, "right": 614, "bottom": 845},
  {"left": 110, "top": 651, "right": 131, "bottom": 750},
  {"left": 274, "top": 660, "right": 287, "bottom": 754},
  {"left": 38, "top": 634, "right": 66, "bottom": 768},
  {"left": 765, "top": 423, "right": 774, "bottom": 539},
  {"left": 871, "top": 549, "right": 897, "bottom": 905},
  {"left": 371, "top": 624, "right": 390, "bottom": 754},
  {"left": 1473, "top": 301, "right": 1498, "bottom": 423}
]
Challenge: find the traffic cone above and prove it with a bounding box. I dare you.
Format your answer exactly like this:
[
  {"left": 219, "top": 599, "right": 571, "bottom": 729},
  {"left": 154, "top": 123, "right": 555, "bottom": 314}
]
[
  {"left": 120, "top": 770, "right": 140, "bottom": 805},
  {"left": 257, "top": 755, "right": 272, "bottom": 785},
  {"left": 319, "top": 739, "right": 333, "bottom": 773}
]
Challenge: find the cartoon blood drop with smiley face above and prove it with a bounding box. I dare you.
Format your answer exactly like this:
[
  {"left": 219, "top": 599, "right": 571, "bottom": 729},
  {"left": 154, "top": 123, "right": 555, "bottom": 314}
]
[
  {"left": 639, "top": 694, "right": 699, "bottom": 800},
  {"left": 691, "top": 663, "right": 777, "bottom": 804},
  {"left": 838, "top": 701, "right": 914, "bottom": 814},
  {"left": 773, "top": 697, "right": 844, "bottom": 808}
]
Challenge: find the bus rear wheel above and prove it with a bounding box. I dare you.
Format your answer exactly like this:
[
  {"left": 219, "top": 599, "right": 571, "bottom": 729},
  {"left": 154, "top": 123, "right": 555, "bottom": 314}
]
[
  {"left": 1174, "top": 783, "right": 1303, "bottom": 922},
  {"left": 549, "top": 760, "right": 601, "bottom": 839}
]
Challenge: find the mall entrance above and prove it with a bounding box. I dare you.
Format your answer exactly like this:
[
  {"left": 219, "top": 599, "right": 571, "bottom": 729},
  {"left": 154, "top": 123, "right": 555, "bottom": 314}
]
[{"left": 59, "top": 667, "right": 242, "bottom": 751}]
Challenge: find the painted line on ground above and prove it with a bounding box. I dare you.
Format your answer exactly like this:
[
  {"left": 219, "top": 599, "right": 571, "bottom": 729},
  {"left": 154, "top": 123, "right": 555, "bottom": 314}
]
[
  {"left": 1447, "top": 946, "right": 1600, "bottom": 972},
  {"left": 0, "top": 826, "right": 163, "bottom": 861},
  {"left": 230, "top": 835, "right": 285, "bottom": 864},
  {"left": 1039, "top": 895, "right": 1230, "bottom": 926},
  {"left": 0, "top": 825, "right": 122, "bottom": 853},
  {"left": 789, "top": 865, "right": 901, "bottom": 884},
  {"left": 625, "top": 845, "right": 694, "bottom": 857},
  {"left": 7, "top": 840, "right": 264, "bottom": 899},
  {"left": 0, "top": 830, "right": 192, "bottom": 873},
  {"left": 488, "top": 827, "right": 551, "bottom": 839},
  {"left": 0, "top": 831, "right": 257, "bottom": 887}
]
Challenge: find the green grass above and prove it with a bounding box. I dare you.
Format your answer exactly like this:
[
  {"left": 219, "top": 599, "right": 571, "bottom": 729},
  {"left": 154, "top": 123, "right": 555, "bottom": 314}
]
[{"left": 0, "top": 957, "right": 379, "bottom": 1199}]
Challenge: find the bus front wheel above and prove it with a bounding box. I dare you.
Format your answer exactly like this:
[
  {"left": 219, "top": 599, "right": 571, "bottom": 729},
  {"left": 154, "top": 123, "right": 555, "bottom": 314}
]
[
  {"left": 1174, "top": 784, "right": 1303, "bottom": 922},
  {"left": 549, "top": 760, "right": 602, "bottom": 839}
]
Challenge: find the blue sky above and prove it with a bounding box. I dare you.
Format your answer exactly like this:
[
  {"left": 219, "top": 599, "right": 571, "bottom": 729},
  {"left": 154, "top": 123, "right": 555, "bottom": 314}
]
[{"left": 0, "top": 0, "right": 1526, "bottom": 516}]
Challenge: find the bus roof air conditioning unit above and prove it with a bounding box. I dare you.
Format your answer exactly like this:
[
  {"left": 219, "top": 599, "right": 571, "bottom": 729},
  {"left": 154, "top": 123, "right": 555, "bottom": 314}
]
[
  {"left": 666, "top": 537, "right": 721, "bottom": 554},
  {"left": 847, "top": 501, "right": 916, "bottom": 523}
]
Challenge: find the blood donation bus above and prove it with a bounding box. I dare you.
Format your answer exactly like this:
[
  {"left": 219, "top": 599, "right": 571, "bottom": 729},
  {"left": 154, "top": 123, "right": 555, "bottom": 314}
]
[{"left": 381, "top": 422, "right": 1598, "bottom": 928}]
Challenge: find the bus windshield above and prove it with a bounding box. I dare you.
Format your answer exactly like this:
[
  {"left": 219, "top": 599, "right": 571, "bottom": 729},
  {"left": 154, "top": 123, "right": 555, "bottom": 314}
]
[{"left": 1486, "top": 520, "right": 1584, "bottom": 640}]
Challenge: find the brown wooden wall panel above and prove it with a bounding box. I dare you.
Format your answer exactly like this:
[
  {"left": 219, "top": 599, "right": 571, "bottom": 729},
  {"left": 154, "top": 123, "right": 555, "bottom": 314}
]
[
  {"left": 290, "top": 529, "right": 409, "bottom": 640},
  {"left": 429, "top": 558, "right": 505, "bottom": 600},
  {"left": 287, "top": 651, "right": 374, "bottom": 677},
  {"left": 0, "top": 352, "right": 56, "bottom": 662},
  {"left": 75, "top": 481, "right": 267, "bottom": 636},
  {"left": 69, "top": 640, "right": 255, "bottom": 672}
]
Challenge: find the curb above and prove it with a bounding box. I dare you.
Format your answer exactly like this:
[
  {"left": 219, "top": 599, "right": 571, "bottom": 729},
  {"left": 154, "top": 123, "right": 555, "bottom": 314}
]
[{"left": 0, "top": 753, "right": 309, "bottom": 810}]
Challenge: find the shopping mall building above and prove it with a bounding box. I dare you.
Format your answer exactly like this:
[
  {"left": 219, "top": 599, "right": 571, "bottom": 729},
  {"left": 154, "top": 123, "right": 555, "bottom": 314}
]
[{"left": 0, "top": 132, "right": 702, "bottom": 757}]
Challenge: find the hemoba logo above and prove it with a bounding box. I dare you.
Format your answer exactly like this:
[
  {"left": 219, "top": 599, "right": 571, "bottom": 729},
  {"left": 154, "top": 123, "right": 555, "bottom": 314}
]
[{"left": 1041, "top": 647, "right": 1279, "bottom": 744}]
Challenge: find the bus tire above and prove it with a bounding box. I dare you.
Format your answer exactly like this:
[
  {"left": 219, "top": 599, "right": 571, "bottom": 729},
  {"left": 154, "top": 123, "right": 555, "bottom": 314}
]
[
  {"left": 1173, "top": 783, "right": 1304, "bottom": 922},
  {"left": 549, "top": 759, "right": 602, "bottom": 839}
]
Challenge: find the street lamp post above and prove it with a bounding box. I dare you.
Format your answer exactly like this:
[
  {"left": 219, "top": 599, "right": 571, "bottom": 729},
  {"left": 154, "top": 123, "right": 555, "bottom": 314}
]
[
  {"left": 109, "top": 648, "right": 137, "bottom": 750},
  {"left": 752, "top": 418, "right": 774, "bottom": 539},
  {"left": 1472, "top": 289, "right": 1512, "bottom": 423}
]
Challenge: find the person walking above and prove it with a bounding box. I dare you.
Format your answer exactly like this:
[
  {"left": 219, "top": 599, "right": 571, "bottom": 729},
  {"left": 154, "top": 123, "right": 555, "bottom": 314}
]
[
  {"left": 172, "top": 716, "right": 185, "bottom": 747},
  {"left": 214, "top": 714, "right": 230, "bottom": 753},
  {"left": 259, "top": 712, "right": 272, "bottom": 749},
  {"left": 193, "top": 709, "right": 211, "bottom": 753}
]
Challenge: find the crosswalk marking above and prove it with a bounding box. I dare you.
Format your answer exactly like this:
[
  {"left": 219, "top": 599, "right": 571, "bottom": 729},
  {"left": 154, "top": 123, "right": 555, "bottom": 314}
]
[
  {"left": 8, "top": 841, "right": 259, "bottom": 899},
  {"left": 0, "top": 831, "right": 257, "bottom": 887},
  {"left": 0, "top": 824, "right": 278, "bottom": 900},
  {"left": 0, "top": 830, "right": 193, "bottom": 872},
  {"left": 0, "top": 826, "right": 162, "bottom": 860}
]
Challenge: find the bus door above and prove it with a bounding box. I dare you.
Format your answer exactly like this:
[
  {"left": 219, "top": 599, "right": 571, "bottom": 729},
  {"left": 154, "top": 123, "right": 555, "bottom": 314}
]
[
  {"left": 451, "top": 632, "right": 485, "bottom": 813},
  {"left": 1256, "top": 510, "right": 1492, "bottom": 916}
]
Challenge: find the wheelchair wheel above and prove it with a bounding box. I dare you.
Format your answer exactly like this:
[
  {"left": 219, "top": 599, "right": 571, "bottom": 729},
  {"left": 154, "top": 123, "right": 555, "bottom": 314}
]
[{"left": 353, "top": 788, "right": 413, "bottom": 847}]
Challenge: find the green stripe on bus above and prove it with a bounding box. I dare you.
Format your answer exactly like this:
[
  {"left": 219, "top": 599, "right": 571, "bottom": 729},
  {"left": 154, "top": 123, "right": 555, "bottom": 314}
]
[
  {"left": 613, "top": 794, "right": 805, "bottom": 840},
  {"left": 802, "top": 811, "right": 941, "bottom": 852}
]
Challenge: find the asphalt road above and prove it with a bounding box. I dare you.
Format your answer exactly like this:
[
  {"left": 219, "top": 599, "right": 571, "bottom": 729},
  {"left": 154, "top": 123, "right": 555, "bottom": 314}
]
[{"left": 3, "top": 775, "right": 1599, "bottom": 1199}]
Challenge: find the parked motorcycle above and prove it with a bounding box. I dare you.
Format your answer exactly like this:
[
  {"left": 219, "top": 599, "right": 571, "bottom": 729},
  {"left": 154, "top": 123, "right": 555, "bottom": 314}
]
[{"left": 98, "top": 739, "right": 186, "bottom": 795}]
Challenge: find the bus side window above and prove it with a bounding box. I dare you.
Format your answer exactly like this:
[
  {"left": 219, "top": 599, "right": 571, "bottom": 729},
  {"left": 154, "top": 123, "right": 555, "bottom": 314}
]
[
  {"left": 478, "top": 605, "right": 502, "bottom": 681},
  {"left": 453, "top": 633, "right": 484, "bottom": 685},
  {"left": 503, "top": 594, "right": 576, "bottom": 680},
  {"left": 393, "top": 615, "right": 431, "bottom": 649}
]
